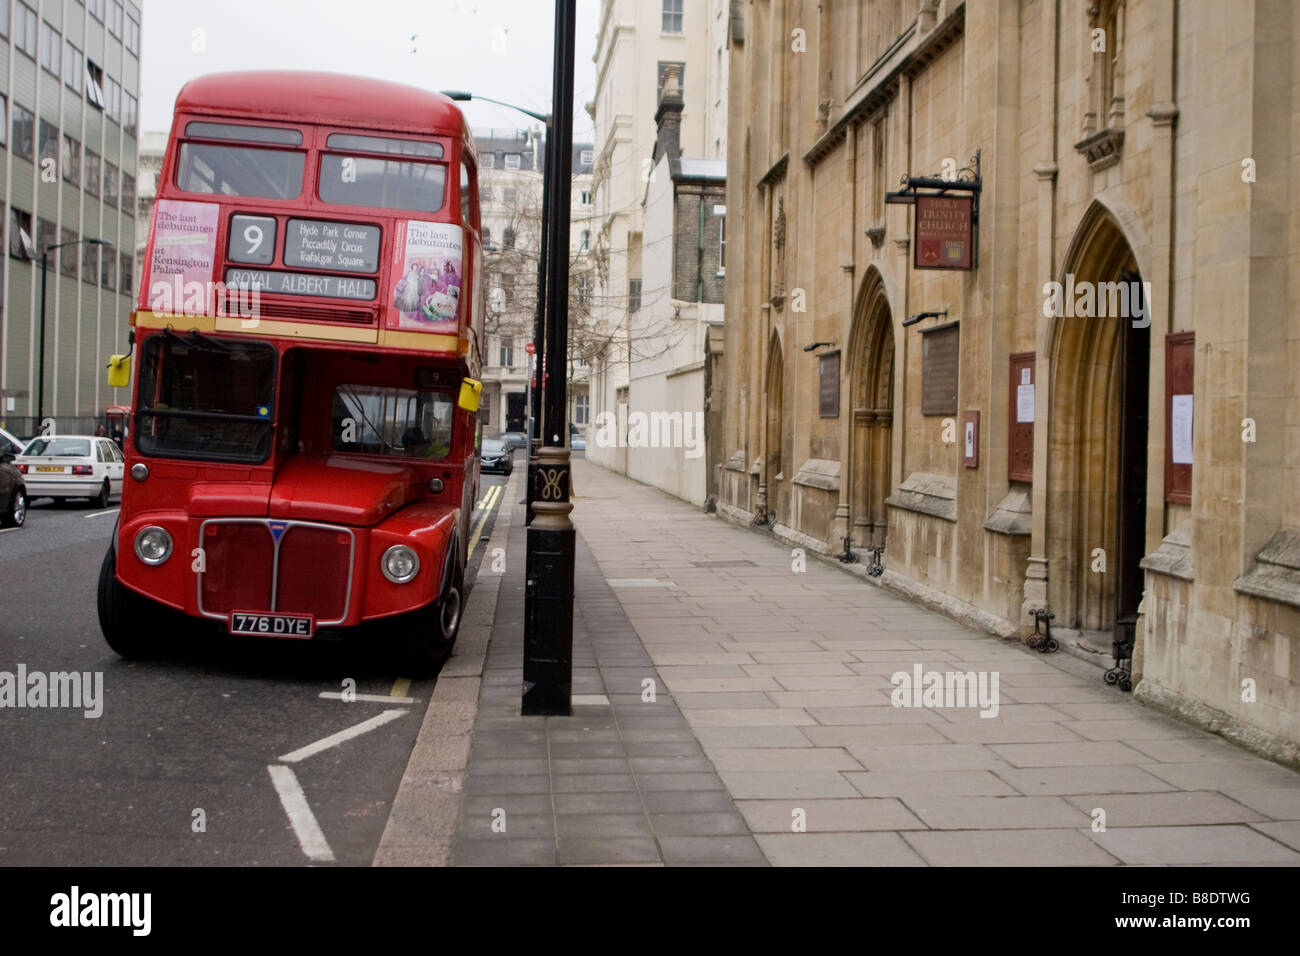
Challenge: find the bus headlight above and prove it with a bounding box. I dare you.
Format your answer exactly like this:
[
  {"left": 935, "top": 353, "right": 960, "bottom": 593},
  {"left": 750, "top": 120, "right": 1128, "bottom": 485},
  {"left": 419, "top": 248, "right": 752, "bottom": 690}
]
[
  {"left": 381, "top": 545, "right": 420, "bottom": 584},
  {"left": 134, "top": 526, "right": 174, "bottom": 566}
]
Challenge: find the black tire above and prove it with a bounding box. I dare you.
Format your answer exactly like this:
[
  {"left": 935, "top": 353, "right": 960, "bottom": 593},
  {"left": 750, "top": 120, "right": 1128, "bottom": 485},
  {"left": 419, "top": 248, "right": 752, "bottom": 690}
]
[
  {"left": 91, "top": 480, "right": 110, "bottom": 509},
  {"left": 0, "top": 486, "right": 24, "bottom": 528},
  {"left": 398, "top": 558, "right": 464, "bottom": 677},
  {"left": 97, "top": 547, "right": 158, "bottom": 659}
]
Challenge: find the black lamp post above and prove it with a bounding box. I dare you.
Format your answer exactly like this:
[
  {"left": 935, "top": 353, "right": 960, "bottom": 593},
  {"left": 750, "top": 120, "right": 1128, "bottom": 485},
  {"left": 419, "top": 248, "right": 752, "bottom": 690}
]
[{"left": 37, "top": 237, "right": 112, "bottom": 432}]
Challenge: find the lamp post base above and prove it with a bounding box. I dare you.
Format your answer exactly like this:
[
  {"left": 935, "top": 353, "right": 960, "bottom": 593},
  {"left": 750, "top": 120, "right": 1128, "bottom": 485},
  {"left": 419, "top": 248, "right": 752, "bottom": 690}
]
[{"left": 522, "top": 445, "right": 574, "bottom": 716}]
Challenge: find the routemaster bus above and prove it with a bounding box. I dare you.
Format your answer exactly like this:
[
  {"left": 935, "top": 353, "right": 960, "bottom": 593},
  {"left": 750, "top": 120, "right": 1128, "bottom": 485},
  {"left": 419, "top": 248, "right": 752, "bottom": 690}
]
[{"left": 98, "top": 71, "right": 484, "bottom": 675}]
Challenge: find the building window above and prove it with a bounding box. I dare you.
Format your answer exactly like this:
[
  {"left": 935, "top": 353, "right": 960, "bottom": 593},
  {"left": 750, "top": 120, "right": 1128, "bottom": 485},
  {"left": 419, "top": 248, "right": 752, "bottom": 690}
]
[
  {"left": 503, "top": 186, "right": 517, "bottom": 204},
  {"left": 0, "top": 3, "right": 8, "bottom": 38},
  {"left": 62, "top": 133, "right": 81, "bottom": 186},
  {"left": 60, "top": 227, "right": 79, "bottom": 278},
  {"left": 124, "top": 92, "right": 138, "bottom": 137},
  {"left": 11, "top": 105, "right": 34, "bottom": 161},
  {"left": 574, "top": 393, "right": 589, "bottom": 425},
  {"left": 40, "top": 21, "right": 60, "bottom": 77},
  {"left": 628, "top": 278, "right": 641, "bottom": 313},
  {"left": 9, "top": 209, "right": 35, "bottom": 260},
  {"left": 482, "top": 226, "right": 492, "bottom": 247},
  {"left": 580, "top": 190, "right": 592, "bottom": 205},
  {"left": 662, "top": 0, "right": 683, "bottom": 33},
  {"left": 122, "top": 173, "right": 136, "bottom": 210},
  {"left": 100, "top": 246, "right": 117, "bottom": 290},
  {"left": 503, "top": 226, "right": 516, "bottom": 249},
  {"left": 580, "top": 229, "right": 590, "bottom": 252},
  {"left": 718, "top": 216, "right": 725, "bottom": 275},
  {"left": 81, "top": 241, "right": 101, "bottom": 283},
  {"left": 125, "top": 15, "right": 140, "bottom": 54},
  {"left": 480, "top": 185, "right": 492, "bottom": 204},
  {"left": 88, "top": 0, "right": 105, "bottom": 22},
  {"left": 120, "top": 252, "right": 134, "bottom": 294},
  {"left": 580, "top": 149, "right": 594, "bottom": 166},
  {"left": 0, "top": 96, "right": 6, "bottom": 147},
  {"left": 577, "top": 275, "right": 591, "bottom": 305},
  {"left": 36, "top": 218, "right": 57, "bottom": 261},
  {"left": 38, "top": 119, "right": 59, "bottom": 168},
  {"left": 65, "top": 41, "right": 82, "bottom": 93},
  {"left": 108, "top": 1, "right": 123, "bottom": 38},
  {"left": 14, "top": 3, "right": 37, "bottom": 59},
  {"left": 105, "top": 76, "right": 121, "bottom": 122},
  {"left": 504, "top": 153, "right": 521, "bottom": 170},
  {"left": 657, "top": 62, "right": 686, "bottom": 102},
  {"left": 498, "top": 337, "right": 514, "bottom": 368},
  {"left": 481, "top": 153, "right": 495, "bottom": 169},
  {"left": 104, "top": 161, "right": 120, "bottom": 207},
  {"left": 85, "top": 148, "right": 100, "bottom": 197},
  {"left": 86, "top": 61, "right": 107, "bottom": 110}
]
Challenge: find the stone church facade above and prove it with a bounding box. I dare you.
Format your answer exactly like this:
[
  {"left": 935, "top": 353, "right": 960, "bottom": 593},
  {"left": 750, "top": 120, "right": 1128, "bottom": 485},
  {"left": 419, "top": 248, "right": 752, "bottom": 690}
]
[{"left": 717, "top": 0, "right": 1300, "bottom": 762}]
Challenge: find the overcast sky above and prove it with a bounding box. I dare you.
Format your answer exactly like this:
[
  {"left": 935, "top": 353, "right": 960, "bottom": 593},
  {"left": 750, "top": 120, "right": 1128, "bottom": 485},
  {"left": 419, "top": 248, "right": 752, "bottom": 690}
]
[{"left": 140, "top": 0, "right": 600, "bottom": 142}]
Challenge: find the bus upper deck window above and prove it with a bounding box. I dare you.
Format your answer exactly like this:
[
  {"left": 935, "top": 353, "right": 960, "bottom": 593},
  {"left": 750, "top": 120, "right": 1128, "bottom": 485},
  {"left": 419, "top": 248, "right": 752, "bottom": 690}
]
[
  {"left": 184, "top": 122, "right": 303, "bottom": 146},
  {"left": 319, "top": 156, "right": 446, "bottom": 214},
  {"left": 176, "top": 142, "right": 305, "bottom": 200}
]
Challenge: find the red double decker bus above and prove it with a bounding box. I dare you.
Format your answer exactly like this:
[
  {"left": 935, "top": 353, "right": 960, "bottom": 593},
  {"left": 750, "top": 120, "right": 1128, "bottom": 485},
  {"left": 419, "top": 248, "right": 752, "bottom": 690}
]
[{"left": 97, "top": 71, "right": 485, "bottom": 674}]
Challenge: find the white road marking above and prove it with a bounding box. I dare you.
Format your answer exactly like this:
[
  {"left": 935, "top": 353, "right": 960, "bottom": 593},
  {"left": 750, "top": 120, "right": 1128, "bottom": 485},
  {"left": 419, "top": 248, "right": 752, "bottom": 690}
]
[
  {"left": 277, "top": 709, "right": 407, "bottom": 763},
  {"left": 84, "top": 508, "right": 120, "bottom": 518},
  {"left": 267, "top": 765, "right": 335, "bottom": 862},
  {"left": 318, "top": 691, "right": 417, "bottom": 705}
]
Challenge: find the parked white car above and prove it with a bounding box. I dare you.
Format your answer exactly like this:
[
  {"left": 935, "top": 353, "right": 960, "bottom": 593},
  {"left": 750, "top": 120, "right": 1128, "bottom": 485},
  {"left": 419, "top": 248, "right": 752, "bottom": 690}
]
[{"left": 17, "top": 435, "right": 125, "bottom": 507}]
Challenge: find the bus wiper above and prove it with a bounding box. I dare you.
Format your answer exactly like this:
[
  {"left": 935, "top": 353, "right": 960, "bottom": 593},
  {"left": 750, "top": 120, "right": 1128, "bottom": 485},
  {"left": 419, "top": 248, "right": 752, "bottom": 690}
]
[
  {"left": 160, "top": 326, "right": 232, "bottom": 354},
  {"left": 186, "top": 328, "right": 233, "bottom": 352}
]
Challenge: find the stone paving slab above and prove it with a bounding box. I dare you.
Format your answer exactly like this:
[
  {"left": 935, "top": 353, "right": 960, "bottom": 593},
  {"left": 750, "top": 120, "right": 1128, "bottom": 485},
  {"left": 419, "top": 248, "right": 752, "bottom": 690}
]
[{"left": 445, "top": 459, "right": 1300, "bottom": 866}]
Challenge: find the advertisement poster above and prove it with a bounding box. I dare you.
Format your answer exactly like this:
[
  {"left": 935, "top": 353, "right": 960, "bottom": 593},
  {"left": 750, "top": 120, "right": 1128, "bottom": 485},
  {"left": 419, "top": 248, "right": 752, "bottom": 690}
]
[
  {"left": 389, "top": 220, "right": 463, "bottom": 333},
  {"left": 149, "top": 199, "right": 219, "bottom": 288}
]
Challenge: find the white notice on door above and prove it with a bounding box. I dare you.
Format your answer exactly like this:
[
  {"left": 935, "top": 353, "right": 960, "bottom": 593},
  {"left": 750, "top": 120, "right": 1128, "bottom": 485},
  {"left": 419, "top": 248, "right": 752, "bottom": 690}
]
[
  {"left": 1016, "top": 383, "right": 1035, "bottom": 423},
  {"left": 1171, "top": 394, "right": 1194, "bottom": 465}
]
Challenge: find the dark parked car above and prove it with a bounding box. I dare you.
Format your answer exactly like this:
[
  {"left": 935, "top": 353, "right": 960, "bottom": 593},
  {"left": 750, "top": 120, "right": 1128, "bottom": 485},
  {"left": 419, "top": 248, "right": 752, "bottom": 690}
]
[
  {"left": 481, "top": 437, "right": 514, "bottom": 475},
  {"left": 0, "top": 439, "right": 27, "bottom": 529},
  {"left": 498, "top": 430, "right": 528, "bottom": 451}
]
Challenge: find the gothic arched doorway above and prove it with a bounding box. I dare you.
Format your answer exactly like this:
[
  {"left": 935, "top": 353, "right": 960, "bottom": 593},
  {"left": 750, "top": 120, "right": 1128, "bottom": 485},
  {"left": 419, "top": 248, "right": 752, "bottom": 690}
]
[
  {"left": 762, "top": 333, "right": 785, "bottom": 522},
  {"left": 1048, "top": 206, "right": 1150, "bottom": 645},
  {"left": 849, "top": 268, "right": 894, "bottom": 550}
]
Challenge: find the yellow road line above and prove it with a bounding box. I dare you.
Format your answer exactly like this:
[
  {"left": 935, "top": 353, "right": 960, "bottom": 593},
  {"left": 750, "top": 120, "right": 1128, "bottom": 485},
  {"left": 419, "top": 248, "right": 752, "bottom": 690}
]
[
  {"left": 467, "top": 484, "right": 501, "bottom": 559},
  {"left": 389, "top": 678, "right": 411, "bottom": 698}
]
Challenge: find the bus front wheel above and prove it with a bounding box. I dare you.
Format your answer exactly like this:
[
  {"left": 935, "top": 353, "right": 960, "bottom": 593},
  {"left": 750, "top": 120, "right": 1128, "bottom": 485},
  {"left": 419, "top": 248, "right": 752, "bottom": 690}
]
[
  {"left": 97, "top": 547, "right": 159, "bottom": 659},
  {"left": 399, "top": 561, "right": 463, "bottom": 677}
]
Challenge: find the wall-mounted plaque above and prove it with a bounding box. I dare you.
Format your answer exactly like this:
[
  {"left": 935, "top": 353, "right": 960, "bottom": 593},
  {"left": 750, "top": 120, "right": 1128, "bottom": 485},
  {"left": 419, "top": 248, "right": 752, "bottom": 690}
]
[
  {"left": 1165, "top": 332, "right": 1195, "bottom": 504},
  {"left": 818, "top": 350, "right": 840, "bottom": 417},
  {"left": 921, "top": 322, "right": 959, "bottom": 415},
  {"left": 1008, "top": 352, "right": 1035, "bottom": 482}
]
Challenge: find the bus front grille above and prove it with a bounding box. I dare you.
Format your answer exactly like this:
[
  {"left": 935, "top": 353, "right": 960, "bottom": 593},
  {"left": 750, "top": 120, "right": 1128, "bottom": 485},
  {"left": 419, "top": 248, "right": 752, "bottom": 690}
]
[{"left": 197, "top": 519, "right": 355, "bottom": 625}]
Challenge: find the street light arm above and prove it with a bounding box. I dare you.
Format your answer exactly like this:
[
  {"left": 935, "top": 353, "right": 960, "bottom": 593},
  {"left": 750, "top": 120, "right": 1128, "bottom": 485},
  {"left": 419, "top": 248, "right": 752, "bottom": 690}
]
[{"left": 440, "top": 90, "right": 551, "bottom": 126}]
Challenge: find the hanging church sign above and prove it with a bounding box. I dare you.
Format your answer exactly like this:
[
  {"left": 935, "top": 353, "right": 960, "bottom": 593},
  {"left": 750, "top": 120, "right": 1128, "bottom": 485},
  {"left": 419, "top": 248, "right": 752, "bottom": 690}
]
[{"left": 914, "top": 195, "right": 974, "bottom": 271}]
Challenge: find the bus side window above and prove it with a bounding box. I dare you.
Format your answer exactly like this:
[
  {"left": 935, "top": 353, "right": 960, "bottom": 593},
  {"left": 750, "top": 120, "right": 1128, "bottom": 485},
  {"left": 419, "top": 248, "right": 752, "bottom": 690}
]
[{"left": 461, "top": 161, "right": 477, "bottom": 231}]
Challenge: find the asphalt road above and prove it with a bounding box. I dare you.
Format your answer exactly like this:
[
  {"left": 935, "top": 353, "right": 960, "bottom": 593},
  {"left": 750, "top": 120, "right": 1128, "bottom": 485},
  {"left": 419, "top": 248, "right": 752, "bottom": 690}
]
[{"left": 0, "top": 468, "right": 509, "bottom": 866}]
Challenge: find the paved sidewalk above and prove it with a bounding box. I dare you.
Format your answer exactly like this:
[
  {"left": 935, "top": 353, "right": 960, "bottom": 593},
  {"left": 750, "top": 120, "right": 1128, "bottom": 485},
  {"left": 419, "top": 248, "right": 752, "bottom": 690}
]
[{"left": 452, "top": 459, "right": 1300, "bottom": 866}]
